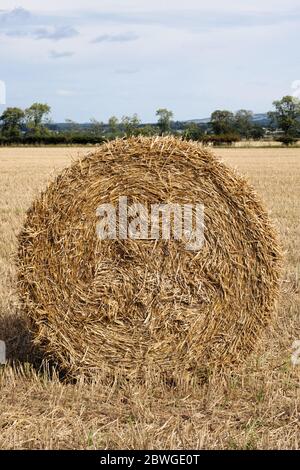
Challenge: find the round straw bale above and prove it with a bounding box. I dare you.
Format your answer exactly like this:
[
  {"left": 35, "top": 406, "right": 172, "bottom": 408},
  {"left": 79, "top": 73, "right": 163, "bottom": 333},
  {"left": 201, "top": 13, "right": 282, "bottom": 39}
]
[{"left": 17, "top": 136, "right": 282, "bottom": 378}]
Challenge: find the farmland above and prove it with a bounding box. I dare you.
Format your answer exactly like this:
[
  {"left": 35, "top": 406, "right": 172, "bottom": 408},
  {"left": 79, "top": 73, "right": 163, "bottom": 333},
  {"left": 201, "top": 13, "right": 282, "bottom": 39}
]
[{"left": 0, "top": 146, "right": 299, "bottom": 449}]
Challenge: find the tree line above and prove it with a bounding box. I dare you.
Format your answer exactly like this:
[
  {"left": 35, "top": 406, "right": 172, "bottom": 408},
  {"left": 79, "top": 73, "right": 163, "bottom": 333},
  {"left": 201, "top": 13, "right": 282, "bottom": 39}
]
[{"left": 0, "top": 96, "right": 300, "bottom": 146}]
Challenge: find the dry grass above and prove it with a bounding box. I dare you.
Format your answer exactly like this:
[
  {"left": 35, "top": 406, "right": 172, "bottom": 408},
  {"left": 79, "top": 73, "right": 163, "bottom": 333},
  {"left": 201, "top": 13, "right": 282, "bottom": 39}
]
[{"left": 0, "top": 146, "right": 299, "bottom": 449}]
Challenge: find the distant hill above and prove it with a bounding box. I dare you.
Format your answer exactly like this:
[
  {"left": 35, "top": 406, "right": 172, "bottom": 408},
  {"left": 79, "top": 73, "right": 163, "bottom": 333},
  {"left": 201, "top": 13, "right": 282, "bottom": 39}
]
[
  {"left": 251, "top": 113, "right": 270, "bottom": 126},
  {"left": 186, "top": 113, "right": 270, "bottom": 126},
  {"left": 48, "top": 113, "right": 271, "bottom": 131}
]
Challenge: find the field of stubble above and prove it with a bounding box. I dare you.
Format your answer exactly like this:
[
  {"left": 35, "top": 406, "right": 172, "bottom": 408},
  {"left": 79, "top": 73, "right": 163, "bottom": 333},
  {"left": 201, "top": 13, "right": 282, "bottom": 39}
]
[{"left": 0, "top": 146, "right": 299, "bottom": 450}]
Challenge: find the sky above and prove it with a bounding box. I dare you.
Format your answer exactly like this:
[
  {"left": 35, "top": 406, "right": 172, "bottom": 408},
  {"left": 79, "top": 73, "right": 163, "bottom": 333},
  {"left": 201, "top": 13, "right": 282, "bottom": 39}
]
[{"left": 0, "top": 0, "right": 299, "bottom": 122}]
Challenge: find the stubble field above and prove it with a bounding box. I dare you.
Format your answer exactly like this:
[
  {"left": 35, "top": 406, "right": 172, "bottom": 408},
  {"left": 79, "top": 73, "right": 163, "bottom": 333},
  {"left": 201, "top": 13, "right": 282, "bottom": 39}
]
[{"left": 0, "top": 146, "right": 299, "bottom": 449}]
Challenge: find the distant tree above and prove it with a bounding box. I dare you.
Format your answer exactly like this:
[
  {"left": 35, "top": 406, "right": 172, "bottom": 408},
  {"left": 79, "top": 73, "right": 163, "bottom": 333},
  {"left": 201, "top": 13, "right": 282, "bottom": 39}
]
[
  {"left": 234, "top": 109, "right": 254, "bottom": 138},
  {"left": 183, "top": 122, "right": 204, "bottom": 141},
  {"left": 156, "top": 108, "right": 173, "bottom": 134},
  {"left": 250, "top": 124, "right": 265, "bottom": 140},
  {"left": 121, "top": 114, "right": 141, "bottom": 137},
  {"left": 202, "top": 132, "right": 240, "bottom": 146},
  {"left": 139, "top": 124, "right": 158, "bottom": 136},
  {"left": 0, "top": 107, "right": 25, "bottom": 139},
  {"left": 108, "top": 116, "right": 119, "bottom": 135},
  {"left": 25, "top": 102, "right": 51, "bottom": 135},
  {"left": 276, "top": 135, "right": 298, "bottom": 146},
  {"left": 210, "top": 110, "right": 235, "bottom": 135},
  {"left": 90, "top": 118, "right": 104, "bottom": 136},
  {"left": 268, "top": 96, "right": 300, "bottom": 144}
]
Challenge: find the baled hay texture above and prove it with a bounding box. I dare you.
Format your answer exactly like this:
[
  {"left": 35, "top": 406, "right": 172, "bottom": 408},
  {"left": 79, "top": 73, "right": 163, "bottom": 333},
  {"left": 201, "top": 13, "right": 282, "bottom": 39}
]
[{"left": 17, "top": 136, "right": 282, "bottom": 379}]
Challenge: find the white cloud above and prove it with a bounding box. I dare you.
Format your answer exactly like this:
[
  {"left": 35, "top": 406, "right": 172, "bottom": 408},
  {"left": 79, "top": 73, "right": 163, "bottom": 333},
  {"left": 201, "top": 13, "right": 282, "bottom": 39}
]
[
  {"left": 34, "top": 26, "right": 79, "bottom": 40},
  {"left": 91, "top": 32, "right": 139, "bottom": 43},
  {"left": 0, "top": 6, "right": 31, "bottom": 23}
]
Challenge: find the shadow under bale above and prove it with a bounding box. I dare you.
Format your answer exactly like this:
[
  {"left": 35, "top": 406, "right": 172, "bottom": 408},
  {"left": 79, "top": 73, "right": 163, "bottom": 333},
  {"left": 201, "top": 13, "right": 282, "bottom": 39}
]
[
  {"left": 0, "top": 312, "right": 41, "bottom": 366},
  {"left": 0, "top": 312, "right": 72, "bottom": 381}
]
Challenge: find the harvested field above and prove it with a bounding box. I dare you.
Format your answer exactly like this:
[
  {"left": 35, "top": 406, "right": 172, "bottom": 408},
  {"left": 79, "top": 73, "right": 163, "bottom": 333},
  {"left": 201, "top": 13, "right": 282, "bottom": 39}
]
[{"left": 0, "top": 146, "right": 299, "bottom": 449}]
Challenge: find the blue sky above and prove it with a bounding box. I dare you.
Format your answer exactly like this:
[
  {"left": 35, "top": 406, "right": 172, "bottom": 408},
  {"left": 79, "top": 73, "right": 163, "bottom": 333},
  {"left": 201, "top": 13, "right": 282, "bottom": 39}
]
[{"left": 0, "top": 0, "right": 299, "bottom": 122}]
